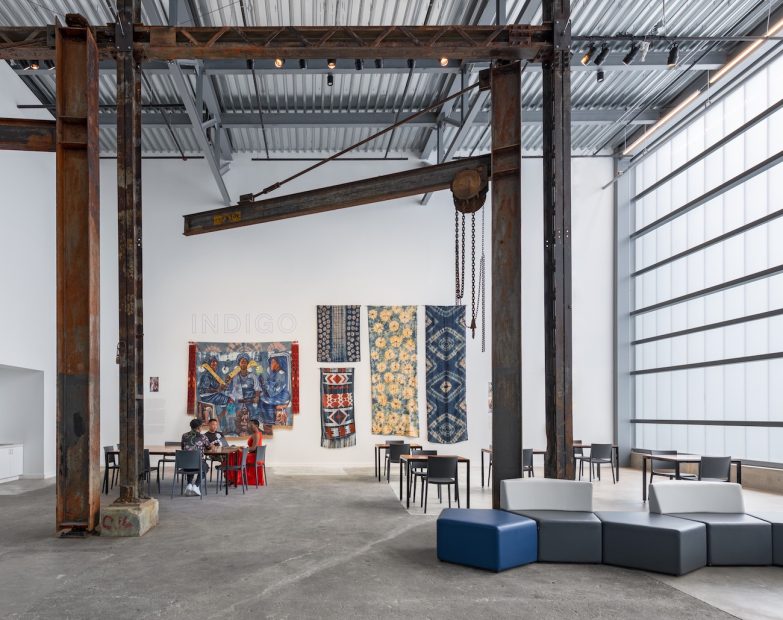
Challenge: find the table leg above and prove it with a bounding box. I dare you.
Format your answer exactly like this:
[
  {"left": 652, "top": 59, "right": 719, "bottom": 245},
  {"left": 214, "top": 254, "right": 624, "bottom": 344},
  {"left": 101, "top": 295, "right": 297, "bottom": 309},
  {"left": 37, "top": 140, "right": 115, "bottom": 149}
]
[
  {"left": 466, "top": 461, "right": 471, "bottom": 509},
  {"left": 406, "top": 461, "right": 411, "bottom": 509},
  {"left": 615, "top": 447, "right": 620, "bottom": 481},
  {"left": 399, "top": 459, "right": 403, "bottom": 501},
  {"left": 374, "top": 447, "right": 379, "bottom": 480},
  {"left": 675, "top": 461, "right": 681, "bottom": 480},
  {"left": 481, "top": 451, "right": 485, "bottom": 488},
  {"left": 737, "top": 461, "right": 742, "bottom": 485},
  {"left": 642, "top": 456, "right": 648, "bottom": 502}
]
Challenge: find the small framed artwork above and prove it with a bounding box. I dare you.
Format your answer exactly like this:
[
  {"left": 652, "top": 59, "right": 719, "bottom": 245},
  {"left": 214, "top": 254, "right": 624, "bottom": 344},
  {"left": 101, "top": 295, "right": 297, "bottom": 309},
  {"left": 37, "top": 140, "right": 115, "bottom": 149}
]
[{"left": 150, "top": 376, "right": 159, "bottom": 392}]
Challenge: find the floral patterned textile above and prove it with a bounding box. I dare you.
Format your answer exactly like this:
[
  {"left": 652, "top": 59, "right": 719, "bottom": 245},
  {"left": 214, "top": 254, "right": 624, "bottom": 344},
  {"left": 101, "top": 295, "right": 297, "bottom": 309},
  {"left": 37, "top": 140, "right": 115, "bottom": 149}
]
[{"left": 368, "top": 305, "right": 418, "bottom": 437}]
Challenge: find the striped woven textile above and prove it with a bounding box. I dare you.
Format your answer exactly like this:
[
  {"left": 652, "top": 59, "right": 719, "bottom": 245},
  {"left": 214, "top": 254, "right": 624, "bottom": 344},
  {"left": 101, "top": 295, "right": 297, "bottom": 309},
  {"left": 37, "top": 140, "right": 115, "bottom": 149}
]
[{"left": 320, "top": 368, "right": 356, "bottom": 448}]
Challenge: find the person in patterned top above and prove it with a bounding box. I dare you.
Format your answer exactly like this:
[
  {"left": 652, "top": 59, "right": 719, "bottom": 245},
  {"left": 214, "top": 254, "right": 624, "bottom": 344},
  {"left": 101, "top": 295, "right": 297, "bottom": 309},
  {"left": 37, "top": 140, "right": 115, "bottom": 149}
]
[{"left": 181, "top": 418, "right": 210, "bottom": 496}]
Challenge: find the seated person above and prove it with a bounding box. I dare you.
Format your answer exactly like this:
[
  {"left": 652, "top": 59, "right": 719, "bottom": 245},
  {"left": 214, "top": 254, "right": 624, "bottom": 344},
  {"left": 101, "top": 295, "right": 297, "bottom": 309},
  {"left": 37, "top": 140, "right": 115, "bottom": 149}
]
[
  {"left": 204, "top": 418, "right": 228, "bottom": 447},
  {"left": 180, "top": 418, "right": 210, "bottom": 496}
]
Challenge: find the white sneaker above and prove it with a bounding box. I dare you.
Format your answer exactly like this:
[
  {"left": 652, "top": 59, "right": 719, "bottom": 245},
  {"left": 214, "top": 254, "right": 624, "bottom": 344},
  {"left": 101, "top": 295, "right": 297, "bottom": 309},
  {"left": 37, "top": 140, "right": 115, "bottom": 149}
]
[
  {"left": 191, "top": 484, "right": 201, "bottom": 496},
  {"left": 184, "top": 483, "right": 194, "bottom": 496}
]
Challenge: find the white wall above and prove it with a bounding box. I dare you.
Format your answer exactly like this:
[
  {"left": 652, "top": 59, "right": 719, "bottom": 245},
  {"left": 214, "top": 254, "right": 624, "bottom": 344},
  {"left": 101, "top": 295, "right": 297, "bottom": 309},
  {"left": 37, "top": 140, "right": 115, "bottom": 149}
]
[
  {"left": 96, "top": 154, "right": 614, "bottom": 465},
  {"left": 0, "top": 62, "right": 56, "bottom": 477},
  {"left": 0, "top": 366, "right": 44, "bottom": 475},
  {"left": 0, "top": 60, "right": 614, "bottom": 469}
]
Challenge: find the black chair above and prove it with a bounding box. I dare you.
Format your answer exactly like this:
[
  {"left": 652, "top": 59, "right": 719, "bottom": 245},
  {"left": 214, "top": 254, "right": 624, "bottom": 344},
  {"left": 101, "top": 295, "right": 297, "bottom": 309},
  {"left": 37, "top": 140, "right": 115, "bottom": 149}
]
[
  {"left": 585, "top": 443, "right": 615, "bottom": 483},
  {"left": 651, "top": 449, "right": 679, "bottom": 480},
  {"left": 384, "top": 440, "right": 405, "bottom": 474},
  {"left": 410, "top": 450, "right": 438, "bottom": 502},
  {"left": 141, "top": 448, "right": 160, "bottom": 495},
  {"left": 698, "top": 456, "right": 732, "bottom": 482},
  {"left": 249, "top": 445, "right": 267, "bottom": 488},
  {"left": 385, "top": 443, "right": 410, "bottom": 482},
  {"left": 522, "top": 449, "right": 535, "bottom": 478},
  {"left": 217, "top": 447, "right": 248, "bottom": 495},
  {"left": 423, "top": 456, "right": 459, "bottom": 514},
  {"left": 158, "top": 441, "right": 181, "bottom": 480},
  {"left": 574, "top": 440, "right": 586, "bottom": 479},
  {"left": 170, "top": 450, "right": 206, "bottom": 499},
  {"left": 102, "top": 445, "right": 119, "bottom": 494}
]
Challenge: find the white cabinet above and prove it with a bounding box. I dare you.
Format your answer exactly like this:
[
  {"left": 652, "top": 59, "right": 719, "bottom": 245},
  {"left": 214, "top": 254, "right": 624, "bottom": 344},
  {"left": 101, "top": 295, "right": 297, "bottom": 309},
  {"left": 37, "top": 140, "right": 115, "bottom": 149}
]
[{"left": 0, "top": 444, "right": 23, "bottom": 481}]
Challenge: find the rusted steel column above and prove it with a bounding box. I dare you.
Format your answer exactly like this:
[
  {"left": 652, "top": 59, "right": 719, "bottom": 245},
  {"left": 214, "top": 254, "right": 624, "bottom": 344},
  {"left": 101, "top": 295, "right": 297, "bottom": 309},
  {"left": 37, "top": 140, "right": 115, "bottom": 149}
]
[
  {"left": 490, "top": 60, "right": 523, "bottom": 508},
  {"left": 55, "top": 24, "right": 101, "bottom": 533},
  {"left": 542, "top": 0, "right": 574, "bottom": 479},
  {"left": 116, "top": 0, "right": 144, "bottom": 502}
]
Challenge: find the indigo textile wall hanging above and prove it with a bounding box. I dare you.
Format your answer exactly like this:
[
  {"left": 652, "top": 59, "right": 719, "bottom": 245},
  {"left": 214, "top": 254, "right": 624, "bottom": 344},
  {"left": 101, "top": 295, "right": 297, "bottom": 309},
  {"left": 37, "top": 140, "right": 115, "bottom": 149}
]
[
  {"left": 317, "top": 305, "right": 361, "bottom": 362},
  {"left": 320, "top": 368, "right": 356, "bottom": 448},
  {"left": 425, "top": 306, "right": 468, "bottom": 443},
  {"left": 368, "top": 306, "right": 418, "bottom": 437},
  {"left": 187, "top": 341, "right": 299, "bottom": 437}
]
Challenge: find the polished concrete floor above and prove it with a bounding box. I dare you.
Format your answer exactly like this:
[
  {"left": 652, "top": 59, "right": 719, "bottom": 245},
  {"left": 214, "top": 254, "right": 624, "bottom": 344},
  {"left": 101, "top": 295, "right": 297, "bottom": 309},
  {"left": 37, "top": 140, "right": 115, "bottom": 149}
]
[{"left": 0, "top": 467, "right": 780, "bottom": 620}]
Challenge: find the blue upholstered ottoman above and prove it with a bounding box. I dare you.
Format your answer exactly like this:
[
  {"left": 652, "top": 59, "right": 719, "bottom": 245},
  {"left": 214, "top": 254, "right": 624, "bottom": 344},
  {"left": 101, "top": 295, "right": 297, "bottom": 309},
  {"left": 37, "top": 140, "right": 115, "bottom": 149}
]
[{"left": 437, "top": 508, "right": 537, "bottom": 572}]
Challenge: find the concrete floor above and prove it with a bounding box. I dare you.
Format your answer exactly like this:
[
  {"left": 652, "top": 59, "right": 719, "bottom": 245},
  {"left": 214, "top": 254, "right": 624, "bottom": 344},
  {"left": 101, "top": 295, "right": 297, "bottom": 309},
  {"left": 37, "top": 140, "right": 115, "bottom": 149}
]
[{"left": 0, "top": 467, "right": 781, "bottom": 620}]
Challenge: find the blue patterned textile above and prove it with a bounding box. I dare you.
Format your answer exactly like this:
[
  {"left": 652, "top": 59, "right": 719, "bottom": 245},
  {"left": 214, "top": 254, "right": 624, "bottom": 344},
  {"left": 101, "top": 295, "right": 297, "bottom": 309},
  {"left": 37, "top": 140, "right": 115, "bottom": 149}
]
[
  {"left": 317, "top": 305, "right": 361, "bottom": 362},
  {"left": 425, "top": 306, "right": 467, "bottom": 443}
]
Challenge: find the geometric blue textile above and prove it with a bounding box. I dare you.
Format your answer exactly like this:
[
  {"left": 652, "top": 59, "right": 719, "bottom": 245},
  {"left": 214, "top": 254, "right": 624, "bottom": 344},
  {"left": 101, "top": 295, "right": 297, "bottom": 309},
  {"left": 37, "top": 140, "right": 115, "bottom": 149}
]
[
  {"left": 437, "top": 509, "right": 538, "bottom": 572},
  {"left": 425, "top": 305, "right": 467, "bottom": 443},
  {"left": 317, "top": 305, "right": 361, "bottom": 363}
]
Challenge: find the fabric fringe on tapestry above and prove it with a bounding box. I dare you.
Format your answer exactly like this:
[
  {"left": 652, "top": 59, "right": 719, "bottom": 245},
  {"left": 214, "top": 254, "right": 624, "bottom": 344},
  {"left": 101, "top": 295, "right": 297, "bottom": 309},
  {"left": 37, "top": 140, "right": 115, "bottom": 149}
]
[
  {"left": 291, "top": 341, "right": 300, "bottom": 413},
  {"left": 321, "top": 435, "right": 357, "bottom": 449},
  {"left": 186, "top": 342, "right": 197, "bottom": 415}
]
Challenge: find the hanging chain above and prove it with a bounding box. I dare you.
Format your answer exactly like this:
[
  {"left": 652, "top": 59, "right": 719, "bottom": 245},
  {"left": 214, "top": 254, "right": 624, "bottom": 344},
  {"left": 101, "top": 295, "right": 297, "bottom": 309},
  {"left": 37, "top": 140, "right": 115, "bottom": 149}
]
[
  {"left": 460, "top": 213, "right": 466, "bottom": 303},
  {"left": 470, "top": 212, "right": 477, "bottom": 337},
  {"left": 454, "top": 209, "right": 462, "bottom": 304},
  {"left": 480, "top": 204, "right": 486, "bottom": 352}
]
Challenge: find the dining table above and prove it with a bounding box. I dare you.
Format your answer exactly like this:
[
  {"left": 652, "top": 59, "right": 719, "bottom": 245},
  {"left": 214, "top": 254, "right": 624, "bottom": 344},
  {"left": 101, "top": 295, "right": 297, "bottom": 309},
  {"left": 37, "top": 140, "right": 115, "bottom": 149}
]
[
  {"left": 480, "top": 448, "right": 545, "bottom": 487},
  {"left": 399, "top": 454, "right": 471, "bottom": 509},
  {"left": 374, "top": 442, "right": 422, "bottom": 481},
  {"left": 635, "top": 452, "right": 743, "bottom": 501}
]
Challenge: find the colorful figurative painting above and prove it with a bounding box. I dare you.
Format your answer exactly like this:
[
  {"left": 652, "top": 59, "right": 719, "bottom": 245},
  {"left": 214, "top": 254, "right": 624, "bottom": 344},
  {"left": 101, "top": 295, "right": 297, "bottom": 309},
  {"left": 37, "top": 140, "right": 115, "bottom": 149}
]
[
  {"left": 187, "top": 341, "right": 300, "bottom": 437},
  {"left": 368, "top": 305, "right": 419, "bottom": 437}
]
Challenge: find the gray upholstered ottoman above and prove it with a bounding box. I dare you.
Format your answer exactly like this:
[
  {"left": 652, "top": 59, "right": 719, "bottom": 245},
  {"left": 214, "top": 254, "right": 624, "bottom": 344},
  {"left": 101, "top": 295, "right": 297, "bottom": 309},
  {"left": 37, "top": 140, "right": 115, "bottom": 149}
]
[
  {"left": 749, "top": 513, "right": 783, "bottom": 566},
  {"left": 670, "top": 513, "right": 772, "bottom": 566},
  {"left": 596, "top": 512, "right": 707, "bottom": 575},
  {"left": 511, "top": 510, "right": 602, "bottom": 563}
]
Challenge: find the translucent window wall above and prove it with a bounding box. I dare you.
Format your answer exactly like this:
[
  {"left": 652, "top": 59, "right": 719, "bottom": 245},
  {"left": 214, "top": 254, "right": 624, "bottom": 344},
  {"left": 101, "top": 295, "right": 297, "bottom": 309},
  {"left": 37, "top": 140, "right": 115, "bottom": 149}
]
[{"left": 629, "top": 52, "right": 783, "bottom": 465}]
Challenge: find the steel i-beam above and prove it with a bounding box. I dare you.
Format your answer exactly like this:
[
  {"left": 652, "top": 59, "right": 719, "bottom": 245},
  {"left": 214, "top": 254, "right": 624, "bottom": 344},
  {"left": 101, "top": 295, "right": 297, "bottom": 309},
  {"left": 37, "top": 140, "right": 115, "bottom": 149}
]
[
  {"left": 55, "top": 24, "right": 101, "bottom": 534},
  {"left": 490, "top": 60, "right": 523, "bottom": 507}
]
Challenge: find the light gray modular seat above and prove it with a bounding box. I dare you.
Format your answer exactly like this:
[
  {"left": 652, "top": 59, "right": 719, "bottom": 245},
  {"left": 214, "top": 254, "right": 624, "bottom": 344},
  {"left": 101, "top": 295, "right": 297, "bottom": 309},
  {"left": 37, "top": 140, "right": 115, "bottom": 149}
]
[
  {"left": 748, "top": 513, "right": 783, "bottom": 566},
  {"left": 595, "top": 512, "right": 707, "bottom": 576},
  {"left": 500, "top": 478, "right": 601, "bottom": 563},
  {"left": 650, "top": 481, "right": 772, "bottom": 566}
]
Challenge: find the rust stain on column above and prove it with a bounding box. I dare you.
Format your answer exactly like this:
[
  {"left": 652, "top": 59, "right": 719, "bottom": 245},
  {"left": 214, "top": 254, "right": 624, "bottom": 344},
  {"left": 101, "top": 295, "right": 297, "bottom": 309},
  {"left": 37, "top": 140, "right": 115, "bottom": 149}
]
[{"left": 55, "top": 25, "right": 101, "bottom": 533}]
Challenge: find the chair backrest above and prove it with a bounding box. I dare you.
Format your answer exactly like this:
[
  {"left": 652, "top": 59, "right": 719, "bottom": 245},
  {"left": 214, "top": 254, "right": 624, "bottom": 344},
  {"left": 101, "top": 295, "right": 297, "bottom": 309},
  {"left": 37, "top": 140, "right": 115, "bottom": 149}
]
[
  {"left": 165, "top": 441, "right": 181, "bottom": 447},
  {"left": 590, "top": 443, "right": 612, "bottom": 460},
  {"left": 103, "top": 445, "right": 117, "bottom": 465},
  {"left": 573, "top": 440, "right": 583, "bottom": 456},
  {"left": 426, "top": 456, "right": 458, "bottom": 480},
  {"left": 143, "top": 449, "right": 151, "bottom": 471},
  {"left": 699, "top": 456, "right": 731, "bottom": 480},
  {"left": 255, "top": 445, "right": 267, "bottom": 462},
  {"left": 500, "top": 478, "right": 594, "bottom": 512},
  {"left": 411, "top": 450, "right": 437, "bottom": 467},
  {"left": 174, "top": 450, "right": 201, "bottom": 470},
  {"left": 388, "top": 443, "right": 411, "bottom": 461},
  {"left": 418, "top": 450, "right": 438, "bottom": 456},
  {"left": 387, "top": 440, "right": 405, "bottom": 445},
  {"left": 651, "top": 449, "right": 677, "bottom": 471},
  {"left": 522, "top": 449, "right": 533, "bottom": 467},
  {"left": 649, "top": 481, "right": 744, "bottom": 514},
  {"left": 239, "top": 447, "right": 249, "bottom": 466}
]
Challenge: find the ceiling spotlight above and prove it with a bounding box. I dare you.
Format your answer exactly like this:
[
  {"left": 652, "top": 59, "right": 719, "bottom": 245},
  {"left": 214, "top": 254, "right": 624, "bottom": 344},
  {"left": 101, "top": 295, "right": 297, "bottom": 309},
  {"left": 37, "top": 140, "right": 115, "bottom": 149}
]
[
  {"left": 299, "top": 58, "right": 307, "bottom": 69},
  {"left": 597, "top": 69, "right": 605, "bottom": 83},
  {"left": 327, "top": 58, "right": 337, "bottom": 69},
  {"left": 580, "top": 45, "right": 596, "bottom": 65},
  {"left": 622, "top": 44, "right": 639, "bottom": 65},
  {"left": 593, "top": 45, "right": 609, "bottom": 66},
  {"left": 274, "top": 57, "right": 285, "bottom": 69},
  {"left": 667, "top": 44, "right": 679, "bottom": 68},
  {"left": 374, "top": 58, "right": 383, "bottom": 69},
  {"left": 439, "top": 57, "right": 449, "bottom": 67},
  {"left": 29, "top": 60, "right": 40, "bottom": 70},
  {"left": 355, "top": 58, "right": 364, "bottom": 71},
  {"left": 327, "top": 73, "right": 334, "bottom": 87}
]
